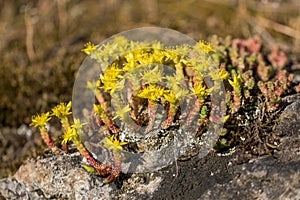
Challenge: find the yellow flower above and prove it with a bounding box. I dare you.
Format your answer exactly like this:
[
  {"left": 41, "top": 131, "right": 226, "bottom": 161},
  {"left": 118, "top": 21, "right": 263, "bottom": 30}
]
[
  {"left": 82, "top": 42, "right": 98, "bottom": 55},
  {"left": 62, "top": 126, "right": 77, "bottom": 145},
  {"left": 113, "top": 36, "right": 129, "bottom": 48},
  {"left": 199, "top": 41, "right": 215, "bottom": 54},
  {"left": 137, "top": 85, "right": 165, "bottom": 102},
  {"left": 163, "top": 90, "right": 177, "bottom": 104},
  {"left": 165, "top": 76, "right": 189, "bottom": 100},
  {"left": 94, "top": 103, "right": 106, "bottom": 118},
  {"left": 191, "top": 83, "right": 211, "bottom": 98},
  {"left": 140, "top": 65, "right": 163, "bottom": 84},
  {"left": 165, "top": 75, "right": 181, "bottom": 88},
  {"left": 219, "top": 69, "right": 229, "bottom": 80},
  {"left": 103, "top": 135, "right": 127, "bottom": 151},
  {"left": 51, "top": 101, "right": 72, "bottom": 118},
  {"left": 174, "top": 44, "right": 191, "bottom": 58},
  {"left": 113, "top": 105, "right": 131, "bottom": 121},
  {"left": 62, "top": 118, "right": 85, "bottom": 145},
  {"left": 174, "top": 88, "right": 190, "bottom": 100},
  {"left": 100, "top": 63, "right": 123, "bottom": 93},
  {"left": 30, "top": 112, "right": 51, "bottom": 128},
  {"left": 72, "top": 118, "right": 87, "bottom": 130},
  {"left": 151, "top": 41, "right": 163, "bottom": 49},
  {"left": 228, "top": 74, "right": 242, "bottom": 90},
  {"left": 189, "top": 58, "right": 211, "bottom": 73},
  {"left": 223, "top": 115, "right": 230, "bottom": 123}
]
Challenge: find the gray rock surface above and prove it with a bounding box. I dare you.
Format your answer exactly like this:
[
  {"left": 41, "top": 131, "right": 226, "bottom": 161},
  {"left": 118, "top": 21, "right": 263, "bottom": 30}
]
[
  {"left": 0, "top": 151, "right": 164, "bottom": 199},
  {"left": 1, "top": 95, "right": 300, "bottom": 199},
  {"left": 200, "top": 97, "right": 300, "bottom": 200}
]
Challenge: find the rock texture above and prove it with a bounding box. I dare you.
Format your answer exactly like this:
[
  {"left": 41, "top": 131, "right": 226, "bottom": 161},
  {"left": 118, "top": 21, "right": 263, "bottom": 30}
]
[
  {"left": 200, "top": 98, "right": 300, "bottom": 200},
  {"left": 1, "top": 95, "right": 300, "bottom": 199}
]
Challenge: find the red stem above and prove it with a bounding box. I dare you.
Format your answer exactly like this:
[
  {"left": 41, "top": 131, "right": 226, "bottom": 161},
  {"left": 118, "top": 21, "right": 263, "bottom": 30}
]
[
  {"left": 40, "top": 130, "right": 60, "bottom": 154},
  {"left": 146, "top": 100, "right": 158, "bottom": 133}
]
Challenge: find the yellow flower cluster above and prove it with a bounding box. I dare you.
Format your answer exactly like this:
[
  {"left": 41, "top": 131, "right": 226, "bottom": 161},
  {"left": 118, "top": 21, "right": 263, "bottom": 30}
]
[
  {"left": 82, "top": 42, "right": 98, "bottom": 55},
  {"left": 51, "top": 101, "right": 72, "bottom": 119},
  {"left": 30, "top": 112, "right": 51, "bottom": 129},
  {"left": 140, "top": 65, "right": 163, "bottom": 84},
  {"left": 31, "top": 35, "right": 254, "bottom": 183},
  {"left": 99, "top": 63, "right": 123, "bottom": 93},
  {"left": 192, "top": 82, "right": 212, "bottom": 99},
  {"left": 93, "top": 103, "right": 107, "bottom": 118},
  {"left": 198, "top": 40, "right": 215, "bottom": 54},
  {"left": 137, "top": 85, "right": 165, "bottom": 102},
  {"left": 163, "top": 90, "right": 178, "bottom": 104},
  {"left": 103, "top": 135, "right": 128, "bottom": 152},
  {"left": 62, "top": 118, "right": 86, "bottom": 145},
  {"left": 228, "top": 74, "right": 242, "bottom": 92}
]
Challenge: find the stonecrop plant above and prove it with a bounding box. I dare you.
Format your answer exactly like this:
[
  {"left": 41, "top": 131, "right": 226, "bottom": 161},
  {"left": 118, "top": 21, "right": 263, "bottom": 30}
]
[{"left": 31, "top": 35, "right": 298, "bottom": 183}]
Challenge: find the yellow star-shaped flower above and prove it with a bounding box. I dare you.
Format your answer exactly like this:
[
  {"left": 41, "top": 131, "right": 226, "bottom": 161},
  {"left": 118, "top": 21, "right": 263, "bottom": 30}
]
[
  {"left": 51, "top": 101, "right": 72, "bottom": 118},
  {"left": 103, "top": 135, "right": 127, "bottom": 151},
  {"left": 82, "top": 42, "right": 98, "bottom": 55},
  {"left": 30, "top": 112, "right": 51, "bottom": 128}
]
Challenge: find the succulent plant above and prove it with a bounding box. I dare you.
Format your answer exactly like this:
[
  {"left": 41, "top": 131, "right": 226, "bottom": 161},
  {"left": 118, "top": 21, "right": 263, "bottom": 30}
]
[{"left": 31, "top": 35, "right": 298, "bottom": 182}]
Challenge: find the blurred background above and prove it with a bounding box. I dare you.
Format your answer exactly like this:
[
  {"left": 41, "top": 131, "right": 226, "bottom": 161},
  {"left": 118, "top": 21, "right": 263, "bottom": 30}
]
[{"left": 0, "top": 0, "right": 299, "bottom": 178}]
